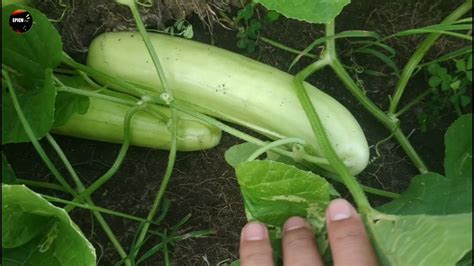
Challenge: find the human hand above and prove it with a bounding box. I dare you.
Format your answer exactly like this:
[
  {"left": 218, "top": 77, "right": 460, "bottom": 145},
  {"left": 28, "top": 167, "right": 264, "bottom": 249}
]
[{"left": 239, "top": 198, "right": 378, "bottom": 266}]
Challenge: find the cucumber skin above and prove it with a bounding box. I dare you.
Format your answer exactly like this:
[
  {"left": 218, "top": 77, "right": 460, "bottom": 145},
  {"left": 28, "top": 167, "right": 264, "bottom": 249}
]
[
  {"left": 52, "top": 97, "right": 222, "bottom": 151},
  {"left": 87, "top": 32, "right": 370, "bottom": 174}
]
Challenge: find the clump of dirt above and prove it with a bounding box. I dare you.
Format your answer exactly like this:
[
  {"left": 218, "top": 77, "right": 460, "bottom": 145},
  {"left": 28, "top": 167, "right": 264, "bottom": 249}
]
[{"left": 33, "top": 0, "right": 242, "bottom": 61}]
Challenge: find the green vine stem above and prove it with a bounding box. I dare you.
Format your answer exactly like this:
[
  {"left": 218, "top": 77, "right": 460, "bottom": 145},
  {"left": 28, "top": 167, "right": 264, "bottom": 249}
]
[
  {"left": 388, "top": 0, "right": 472, "bottom": 114},
  {"left": 45, "top": 134, "right": 84, "bottom": 190},
  {"left": 294, "top": 69, "right": 372, "bottom": 213},
  {"left": 45, "top": 134, "right": 129, "bottom": 262},
  {"left": 260, "top": 37, "right": 317, "bottom": 59},
  {"left": 324, "top": 21, "right": 429, "bottom": 174},
  {"left": 172, "top": 100, "right": 329, "bottom": 166},
  {"left": 55, "top": 83, "right": 133, "bottom": 106},
  {"left": 68, "top": 104, "right": 145, "bottom": 206},
  {"left": 394, "top": 88, "right": 433, "bottom": 117},
  {"left": 124, "top": 0, "right": 179, "bottom": 250},
  {"left": 246, "top": 138, "right": 306, "bottom": 162},
  {"left": 61, "top": 54, "right": 163, "bottom": 103},
  {"left": 4, "top": 69, "right": 130, "bottom": 262},
  {"left": 172, "top": 100, "right": 398, "bottom": 198},
  {"left": 2, "top": 70, "right": 77, "bottom": 196},
  {"left": 41, "top": 194, "right": 156, "bottom": 224}
]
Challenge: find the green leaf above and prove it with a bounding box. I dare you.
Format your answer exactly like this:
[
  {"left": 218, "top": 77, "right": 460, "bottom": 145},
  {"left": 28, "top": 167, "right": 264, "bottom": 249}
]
[
  {"left": 225, "top": 143, "right": 260, "bottom": 168},
  {"left": 2, "top": 0, "right": 30, "bottom": 7},
  {"left": 456, "top": 59, "right": 467, "bottom": 71},
  {"left": 378, "top": 172, "right": 471, "bottom": 215},
  {"left": 53, "top": 92, "right": 90, "bottom": 128},
  {"left": 441, "top": 77, "right": 452, "bottom": 91},
  {"left": 2, "top": 69, "right": 57, "bottom": 144},
  {"left": 427, "top": 63, "right": 441, "bottom": 75},
  {"left": 237, "top": 4, "right": 254, "bottom": 21},
  {"left": 2, "top": 6, "right": 63, "bottom": 144},
  {"left": 254, "top": 0, "right": 351, "bottom": 24},
  {"left": 2, "top": 5, "right": 62, "bottom": 90},
  {"left": 2, "top": 184, "right": 96, "bottom": 265},
  {"left": 2, "top": 153, "right": 19, "bottom": 185},
  {"left": 52, "top": 75, "right": 91, "bottom": 128},
  {"left": 450, "top": 79, "right": 462, "bottom": 90},
  {"left": 378, "top": 115, "right": 472, "bottom": 215},
  {"left": 428, "top": 75, "right": 442, "bottom": 87},
  {"left": 370, "top": 213, "right": 472, "bottom": 266},
  {"left": 265, "top": 10, "right": 280, "bottom": 23},
  {"left": 236, "top": 161, "right": 331, "bottom": 227},
  {"left": 356, "top": 47, "right": 400, "bottom": 77},
  {"left": 445, "top": 114, "right": 472, "bottom": 179},
  {"left": 460, "top": 95, "right": 471, "bottom": 107},
  {"left": 436, "top": 66, "right": 449, "bottom": 78},
  {"left": 236, "top": 161, "right": 333, "bottom": 262}
]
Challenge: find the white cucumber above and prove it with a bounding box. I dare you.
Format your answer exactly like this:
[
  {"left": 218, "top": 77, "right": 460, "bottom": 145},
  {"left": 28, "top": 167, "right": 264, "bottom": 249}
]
[{"left": 87, "top": 32, "right": 370, "bottom": 174}]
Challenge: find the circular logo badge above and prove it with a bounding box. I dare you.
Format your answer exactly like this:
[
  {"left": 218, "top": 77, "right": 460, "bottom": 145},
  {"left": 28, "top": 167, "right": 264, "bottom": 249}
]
[{"left": 9, "top": 9, "right": 33, "bottom": 33}]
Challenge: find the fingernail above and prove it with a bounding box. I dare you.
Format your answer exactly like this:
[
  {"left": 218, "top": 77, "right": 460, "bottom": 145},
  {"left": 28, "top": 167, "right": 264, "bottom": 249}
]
[
  {"left": 284, "top": 216, "right": 310, "bottom": 232},
  {"left": 242, "top": 222, "right": 267, "bottom": 241},
  {"left": 328, "top": 199, "right": 353, "bottom": 221}
]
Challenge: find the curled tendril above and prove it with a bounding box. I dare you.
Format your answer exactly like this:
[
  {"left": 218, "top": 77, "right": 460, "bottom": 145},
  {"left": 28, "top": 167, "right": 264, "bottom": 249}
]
[
  {"left": 291, "top": 144, "right": 306, "bottom": 162},
  {"left": 160, "top": 93, "right": 173, "bottom": 105},
  {"left": 135, "top": 0, "right": 152, "bottom": 7}
]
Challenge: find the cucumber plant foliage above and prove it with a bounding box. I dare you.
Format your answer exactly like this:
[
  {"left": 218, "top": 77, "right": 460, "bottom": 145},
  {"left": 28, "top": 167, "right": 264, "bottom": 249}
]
[
  {"left": 2, "top": 5, "right": 89, "bottom": 143},
  {"left": 1, "top": 0, "right": 472, "bottom": 265},
  {"left": 2, "top": 156, "right": 97, "bottom": 265},
  {"left": 2, "top": 184, "right": 96, "bottom": 265},
  {"left": 229, "top": 114, "right": 472, "bottom": 265},
  {"left": 253, "top": 0, "right": 351, "bottom": 24}
]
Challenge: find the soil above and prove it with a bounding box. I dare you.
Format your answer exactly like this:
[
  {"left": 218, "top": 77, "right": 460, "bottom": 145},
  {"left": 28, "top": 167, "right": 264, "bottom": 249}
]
[{"left": 3, "top": 0, "right": 469, "bottom": 265}]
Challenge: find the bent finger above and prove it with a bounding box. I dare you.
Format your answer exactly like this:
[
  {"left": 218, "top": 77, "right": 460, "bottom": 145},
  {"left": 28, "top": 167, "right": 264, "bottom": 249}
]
[
  {"left": 239, "top": 222, "right": 274, "bottom": 266},
  {"left": 282, "top": 216, "right": 324, "bottom": 266},
  {"left": 326, "top": 199, "right": 378, "bottom": 266}
]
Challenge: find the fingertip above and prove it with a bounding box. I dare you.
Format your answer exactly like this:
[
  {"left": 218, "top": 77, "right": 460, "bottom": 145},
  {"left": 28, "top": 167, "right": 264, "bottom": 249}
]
[
  {"left": 239, "top": 222, "right": 273, "bottom": 266},
  {"left": 326, "top": 199, "right": 378, "bottom": 266},
  {"left": 241, "top": 222, "right": 268, "bottom": 241},
  {"left": 284, "top": 216, "right": 311, "bottom": 232},
  {"left": 326, "top": 198, "right": 356, "bottom": 222},
  {"left": 282, "top": 216, "right": 324, "bottom": 266}
]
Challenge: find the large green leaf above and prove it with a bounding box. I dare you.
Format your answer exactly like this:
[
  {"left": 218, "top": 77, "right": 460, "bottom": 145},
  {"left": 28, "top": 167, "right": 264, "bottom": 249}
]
[
  {"left": 378, "top": 172, "right": 471, "bottom": 215},
  {"left": 236, "top": 160, "right": 331, "bottom": 228},
  {"left": 445, "top": 114, "right": 472, "bottom": 179},
  {"left": 2, "top": 69, "right": 57, "bottom": 143},
  {"left": 253, "top": 0, "right": 351, "bottom": 24},
  {"left": 369, "top": 213, "right": 472, "bottom": 266},
  {"left": 2, "top": 0, "right": 30, "bottom": 7},
  {"left": 236, "top": 160, "right": 334, "bottom": 262},
  {"left": 2, "top": 184, "right": 96, "bottom": 265},
  {"left": 2, "top": 5, "right": 62, "bottom": 143},
  {"left": 2, "top": 5, "right": 62, "bottom": 87},
  {"left": 378, "top": 114, "right": 472, "bottom": 215}
]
